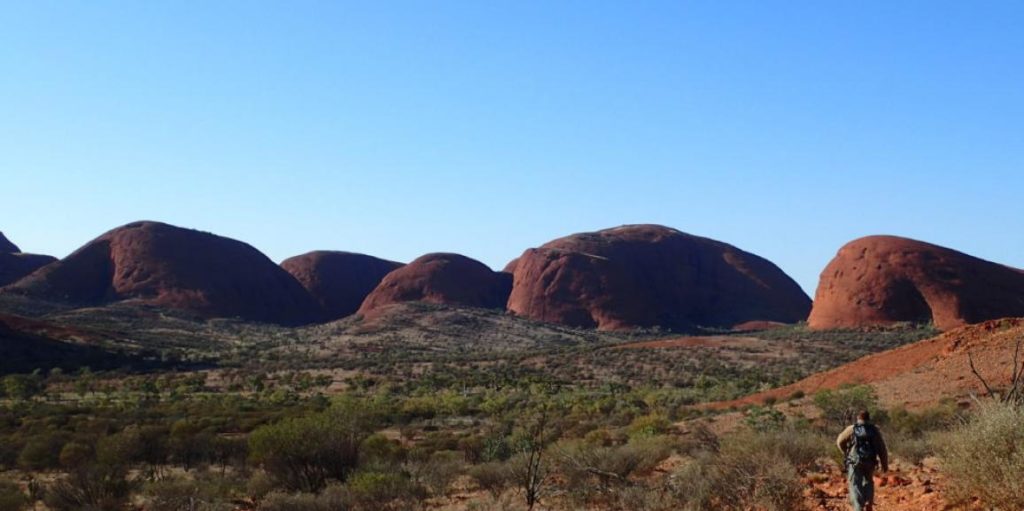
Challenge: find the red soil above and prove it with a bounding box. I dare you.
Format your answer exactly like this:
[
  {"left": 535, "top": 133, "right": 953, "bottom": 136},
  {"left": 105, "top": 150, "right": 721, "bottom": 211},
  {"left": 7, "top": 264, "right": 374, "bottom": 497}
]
[
  {"left": 732, "top": 320, "right": 790, "bottom": 332},
  {"left": 716, "top": 318, "right": 1024, "bottom": 410}
]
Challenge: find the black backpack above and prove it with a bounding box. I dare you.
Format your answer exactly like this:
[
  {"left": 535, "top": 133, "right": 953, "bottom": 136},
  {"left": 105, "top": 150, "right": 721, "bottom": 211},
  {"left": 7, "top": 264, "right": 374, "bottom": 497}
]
[{"left": 847, "top": 423, "right": 878, "bottom": 471}]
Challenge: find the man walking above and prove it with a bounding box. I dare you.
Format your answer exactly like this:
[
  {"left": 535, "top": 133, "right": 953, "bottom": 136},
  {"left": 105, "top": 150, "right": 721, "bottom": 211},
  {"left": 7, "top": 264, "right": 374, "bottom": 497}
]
[{"left": 836, "top": 410, "right": 889, "bottom": 511}]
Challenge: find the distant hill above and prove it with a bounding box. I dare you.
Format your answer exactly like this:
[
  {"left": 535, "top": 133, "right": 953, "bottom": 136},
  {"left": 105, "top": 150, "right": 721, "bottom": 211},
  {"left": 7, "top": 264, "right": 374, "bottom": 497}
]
[
  {"left": 507, "top": 224, "right": 811, "bottom": 331},
  {"left": 809, "top": 235, "right": 1024, "bottom": 330},
  {"left": 4, "top": 221, "right": 321, "bottom": 325}
]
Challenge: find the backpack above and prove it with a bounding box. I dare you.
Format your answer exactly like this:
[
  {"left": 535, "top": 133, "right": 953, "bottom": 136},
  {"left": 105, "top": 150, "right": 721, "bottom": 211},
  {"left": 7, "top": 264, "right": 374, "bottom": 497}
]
[{"left": 847, "top": 423, "right": 878, "bottom": 471}]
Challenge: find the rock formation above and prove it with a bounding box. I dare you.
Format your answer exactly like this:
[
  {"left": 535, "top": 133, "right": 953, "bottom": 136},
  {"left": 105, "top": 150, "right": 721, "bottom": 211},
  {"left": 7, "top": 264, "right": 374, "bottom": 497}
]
[
  {"left": 506, "top": 224, "right": 811, "bottom": 331},
  {"left": 4, "top": 221, "right": 320, "bottom": 324},
  {"left": 0, "top": 232, "right": 20, "bottom": 253},
  {"left": 358, "top": 253, "right": 511, "bottom": 316},
  {"left": 281, "top": 251, "right": 403, "bottom": 320},
  {"left": 0, "top": 232, "right": 56, "bottom": 287},
  {"left": 808, "top": 235, "right": 1024, "bottom": 330}
]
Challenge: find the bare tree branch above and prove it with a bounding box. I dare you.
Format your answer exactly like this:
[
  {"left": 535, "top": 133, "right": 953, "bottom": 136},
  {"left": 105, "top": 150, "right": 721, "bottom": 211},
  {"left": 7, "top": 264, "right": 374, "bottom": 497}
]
[
  {"left": 1007, "top": 339, "right": 1024, "bottom": 404},
  {"left": 968, "top": 350, "right": 996, "bottom": 398}
]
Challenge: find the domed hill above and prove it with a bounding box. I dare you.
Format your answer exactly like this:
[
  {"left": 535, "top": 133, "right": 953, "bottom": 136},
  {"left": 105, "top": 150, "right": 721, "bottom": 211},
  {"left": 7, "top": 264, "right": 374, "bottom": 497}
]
[
  {"left": 357, "top": 253, "right": 512, "bottom": 316},
  {"left": 506, "top": 225, "right": 811, "bottom": 331},
  {"left": 0, "top": 232, "right": 57, "bottom": 287},
  {"left": 713, "top": 318, "right": 1024, "bottom": 411},
  {"left": 0, "top": 253, "right": 57, "bottom": 287},
  {"left": 808, "top": 236, "right": 1024, "bottom": 331},
  {"left": 0, "top": 231, "right": 21, "bottom": 253},
  {"left": 3, "top": 221, "right": 321, "bottom": 325},
  {"left": 281, "top": 251, "right": 404, "bottom": 320}
]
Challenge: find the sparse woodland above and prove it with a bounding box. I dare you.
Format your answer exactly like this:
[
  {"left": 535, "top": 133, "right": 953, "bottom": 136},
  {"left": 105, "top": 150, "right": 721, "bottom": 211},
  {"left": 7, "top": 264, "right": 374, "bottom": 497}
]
[{"left": 8, "top": 306, "right": 1019, "bottom": 510}]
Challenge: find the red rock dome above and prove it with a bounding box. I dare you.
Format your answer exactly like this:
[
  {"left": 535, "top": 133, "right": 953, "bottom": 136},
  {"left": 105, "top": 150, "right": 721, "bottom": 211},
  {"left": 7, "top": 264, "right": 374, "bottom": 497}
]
[
  {"left": 0, "top": 253, "right": 57, "bottom": 287},
  {"left": 0, "top": 232, "right": 56, "bottom": 287},
  {"left": 0, "top": 232, "right": 20, "bottom": 253},
  {"left": 808, "top": 235, "right": 1024, "bottom": 330},
  {"left": 506, "top": 225, "right": 811, "bottom": 331},
  {"left": 281, "top": 251, "right": 403, "bottom": 320},
  {"left": 357, "top": 253, "right": 511, "bottom": 316},
  {"left": 4, "top": 221, "right": 321, "bottom": 325}
]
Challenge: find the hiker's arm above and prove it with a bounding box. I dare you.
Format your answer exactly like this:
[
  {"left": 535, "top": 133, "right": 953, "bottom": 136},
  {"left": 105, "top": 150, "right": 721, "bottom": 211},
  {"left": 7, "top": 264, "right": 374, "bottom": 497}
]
[
  {"left": 875, "top": 429, "right": 890, "bottom": 472},
  {"left": 835, "top": 425, "right": 853, "bottom": 453}
]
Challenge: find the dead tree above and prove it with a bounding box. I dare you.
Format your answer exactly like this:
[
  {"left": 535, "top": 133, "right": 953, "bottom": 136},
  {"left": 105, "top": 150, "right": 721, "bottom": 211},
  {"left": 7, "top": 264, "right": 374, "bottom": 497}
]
[
  {"left": 968, "top": 337, "right": 1024, "bottom": 405},
  {"left": 509, "top": 405, "right": 552, "bottom": 511}
]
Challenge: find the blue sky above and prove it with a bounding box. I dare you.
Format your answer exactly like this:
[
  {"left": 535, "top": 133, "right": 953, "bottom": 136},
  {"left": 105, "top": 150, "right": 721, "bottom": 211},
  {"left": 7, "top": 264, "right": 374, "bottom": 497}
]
[{"left": 1, "top": 1, "right": 1022, "bottom": 295}]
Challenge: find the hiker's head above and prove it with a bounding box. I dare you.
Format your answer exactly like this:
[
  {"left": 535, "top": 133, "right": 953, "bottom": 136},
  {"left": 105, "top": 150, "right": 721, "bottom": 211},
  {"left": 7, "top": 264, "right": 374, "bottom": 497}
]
[{"left": 857, "top": 410, "right": 871, "bottom": 423}]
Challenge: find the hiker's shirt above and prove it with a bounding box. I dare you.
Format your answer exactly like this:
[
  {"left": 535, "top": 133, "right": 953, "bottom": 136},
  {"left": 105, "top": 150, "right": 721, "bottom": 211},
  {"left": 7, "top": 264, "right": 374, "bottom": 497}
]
[{"left": 836, "top": 422, "right": 889, "bottom": 469}]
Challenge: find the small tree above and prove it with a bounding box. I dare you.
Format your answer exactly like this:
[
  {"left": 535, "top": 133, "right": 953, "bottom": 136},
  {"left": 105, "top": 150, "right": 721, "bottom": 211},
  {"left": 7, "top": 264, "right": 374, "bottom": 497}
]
[
  {"left": 249, "top": 396, "right": 382, "bottom": 492},
  {"left": 813, "top": 385, "right": 880, "bottom": 428},
  {"left": 507, "top": 406, "right": 553, "bottom": 511},
  {"left": 0, "top": 478, "right": 29, "bottom": 511},
  {"left": 938, "top": 402, "right": 1024, "bottom": 507},
  {"left": 3, "top": 373, "right": 43, "bottom": 401},
  {"left": 44, "top": 462, "right": 132, "bottom": 511},
  {"left": 968, "top": 338, "right": 1024, "bottom": 405}
]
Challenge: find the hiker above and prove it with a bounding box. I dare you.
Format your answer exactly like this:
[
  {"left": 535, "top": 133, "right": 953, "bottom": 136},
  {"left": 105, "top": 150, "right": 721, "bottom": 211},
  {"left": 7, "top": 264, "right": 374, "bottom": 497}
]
[{"left": 836, "top": 410, "right": 889, "bottom": 511}]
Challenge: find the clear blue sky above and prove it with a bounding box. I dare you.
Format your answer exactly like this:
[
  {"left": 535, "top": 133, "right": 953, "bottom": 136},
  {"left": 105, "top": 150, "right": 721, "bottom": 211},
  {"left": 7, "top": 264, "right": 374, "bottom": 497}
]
[{"left": 2, "top": 1, "right": 1022, "bottom": 295}]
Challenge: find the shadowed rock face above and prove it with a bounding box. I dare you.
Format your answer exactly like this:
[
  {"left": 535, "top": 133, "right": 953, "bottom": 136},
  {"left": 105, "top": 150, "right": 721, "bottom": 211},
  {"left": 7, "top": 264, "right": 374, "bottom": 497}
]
[
  {"left": 808, "top": 235, "right": 1024, "bottom": 331},
  {"left": 0, "top": 253, "right": 58, "bottom": 287},
  {"left": 506, "top": 225, "right": 811, "bottom": 331},
  {"left": 281, "top": 251, "right": 404, "bottom": 321},
  {"left": 357, "top": 253, "right": 511, "bottom": 316},
  {"left": 0, "top": 232, "right": 20, "bottom": 253},
  {"left": 4, "top": 221, "right": 321, "bottom": 325},
  {"left": 0, "top": 232, "right": 57, "bottom": 287}
]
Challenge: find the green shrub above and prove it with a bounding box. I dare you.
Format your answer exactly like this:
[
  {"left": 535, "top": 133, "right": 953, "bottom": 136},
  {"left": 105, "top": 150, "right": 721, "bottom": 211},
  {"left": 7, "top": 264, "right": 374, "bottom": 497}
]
[
  {"left": 627, "top": 413, "right": 670, "bottom": 439},
  {"left": 17, "top": 433, "right": 69, "bottom": 470},
  {"left": 743, "top": 406, "right": 786, "bottom": 432},
  {"left": 938, "top": 402, "right": 1024, "bottom": 508},
  {"left": 360, "top": 434, "right": 407, "bottom": 467},
  {"left": 406, "top": 450, "right": 463, "bottom": 497},
  {"left": 143, "top": 474, "right": 240, "bottom": 511},
  {"left": 44, "top": 463, "right": 133, "bottom": 511},
  {"left": 556, "top": 435, "right": 674, "bottom": 493},
  {"left": 658, "top": 428, "right": 823, "bottom": 510},
  {"left": 813, "top": 385, "right": 880, "bottom": 429},
  {"left": 664, "top": 453, "right": 715, "bottom": 510},
  {"left": 249, "top": 397, "right": 382, "bottom": 492},
  {"left": 888, "top": 433, "right": 934, "bottom": 466},
  {"left": 668, "top": 445, "right": 805, "bottom": 510},
  {"left": 345, "top": 471, "right": 425, "bottom": 510},
  {"left": 59, "top": 442, "right": 94, "bottom": 469},
  {"left": 468, "top": 461, "right": 511, "bottom": 498},
  {"left": 258, "top": 484, "right": 350, "bottom": 511},
  {"left": 0, "top": 478, "right": 29, "bottom": 511},
  {"left": 885, "top": 402, "right": 959, "bottom": 436},
  {"left": 726, "top": 428, "right": 826, "bottom": 470}
]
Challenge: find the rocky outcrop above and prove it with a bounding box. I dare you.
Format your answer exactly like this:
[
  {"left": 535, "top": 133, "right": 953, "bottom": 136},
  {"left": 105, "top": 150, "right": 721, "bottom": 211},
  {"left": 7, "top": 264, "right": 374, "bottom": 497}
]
[
  {"left": 4, "top": 221, "right": 321, "bottom": 325},
  {"left": 0, "top": 232, "right": 20, "bottom": 253},
  {"left": 281, "top": 251, "right": 403, "bottom": 320},
  {"left": 357, "top": 253, "right": 511, "bottom": 316},
  {"left": 0, "top": 232, "right": 56, "bottom": 287},
  {"left": 808, "top": 235, "right": 1024, "bottom": 330},
  {"left": 506, "top": 224, "right": 811, "bottom": 331}
]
